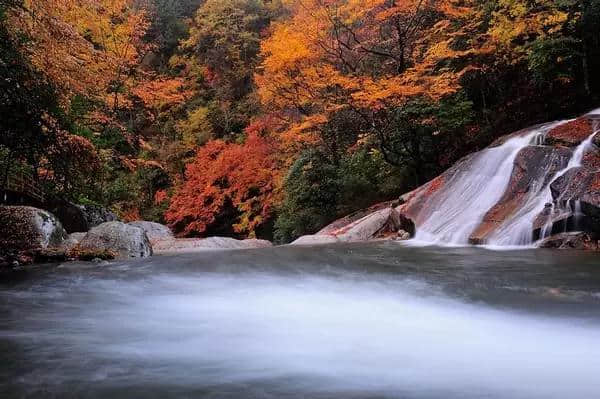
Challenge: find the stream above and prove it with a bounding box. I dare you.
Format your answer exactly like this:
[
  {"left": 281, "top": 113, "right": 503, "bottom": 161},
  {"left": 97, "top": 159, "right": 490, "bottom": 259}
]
[{"left": 1, "top": 243, "right": 599, "bottom": 398}]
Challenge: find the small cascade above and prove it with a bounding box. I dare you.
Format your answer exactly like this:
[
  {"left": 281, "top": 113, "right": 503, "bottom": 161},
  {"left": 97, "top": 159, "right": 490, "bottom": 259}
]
[
  {"left": 413, "top": 124, "right": 558, "bottom": 244},
  {"left": 487, "top": 129, "right": 598, "bottom": 246}
]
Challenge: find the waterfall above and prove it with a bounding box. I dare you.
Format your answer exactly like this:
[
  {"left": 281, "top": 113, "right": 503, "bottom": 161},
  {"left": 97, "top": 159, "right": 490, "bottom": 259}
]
[
  {"left": 487, "top": 129, "right": 597, "bottom": 246},
  {"left": 413, "top": 124, "right": 558, "bottom": 245}
]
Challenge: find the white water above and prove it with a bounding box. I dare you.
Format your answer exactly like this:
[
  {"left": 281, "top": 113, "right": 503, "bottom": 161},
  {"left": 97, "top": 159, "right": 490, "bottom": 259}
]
[
  {"left": 488, "top": 130, "right": 597, "bottom": 246},
  {"left": 414, "top": 124, "right": 556, "bottom": 245},
  {"left": 3, "top": 272, "right": 600, "bottom": 398},
  {"left": 412, "top": 116, "right": 599, "bottom": 247}
]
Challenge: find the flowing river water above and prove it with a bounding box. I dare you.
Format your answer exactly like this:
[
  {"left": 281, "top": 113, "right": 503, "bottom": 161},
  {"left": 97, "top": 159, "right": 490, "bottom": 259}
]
[{"left": 1, "top": 243, "right": 600, "bottom": 399}]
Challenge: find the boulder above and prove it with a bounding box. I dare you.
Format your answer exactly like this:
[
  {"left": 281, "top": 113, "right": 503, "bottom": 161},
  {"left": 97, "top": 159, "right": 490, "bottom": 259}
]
[
  {"left": 152, "top": 237, "right": 272, "bottom": 253},
  {"left": 60, "top": 232, "right": 87, "bottom": 251},
  {"left": 77, "top": 222, "right": 152, "bottom": 259},
  {"left": 318, "top": 201, "right": 395, "bottom": 235},
  {"left": 545, "top": 118, "right": 594, "bottom": 147},
  {"left": 45, "top": 200, "right": 118, "bottom": 233},
  {"left": 469, "top": 145, "right": 572, "bottom": 244},
  {"left": 335, "top": 207, "right": 414, "bottom": 242},
  {"left": 290, "top": 235, "right": 340, "bottom": 246},
  {"left": 81, "top": 205, "right": 119, "bottom": 229},
  {"left": 539, "top": 232, "right": 599, "bottom": 250},
  {"left": 46, "top": 200, "right": 88, "bottom": 233},
  {"left": 0, "top": 206, "right": 67, "bottom": 252},
  {"left": 128, "top": 221, "right": 174, "bottom": 244}
]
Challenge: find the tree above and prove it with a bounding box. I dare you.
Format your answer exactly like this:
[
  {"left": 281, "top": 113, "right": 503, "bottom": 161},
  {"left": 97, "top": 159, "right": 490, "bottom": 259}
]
[
  {"left": 0, "top": 10, "right": 99, "bottom": 198},
  {"left": 166, "top": 130, "right": 281, "bottom": 238}
]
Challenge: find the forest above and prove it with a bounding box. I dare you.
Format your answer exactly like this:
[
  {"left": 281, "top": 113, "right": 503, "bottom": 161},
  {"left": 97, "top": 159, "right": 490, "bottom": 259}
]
[{"left": 1, "top": 0, "right": 600, "bottom": 243}]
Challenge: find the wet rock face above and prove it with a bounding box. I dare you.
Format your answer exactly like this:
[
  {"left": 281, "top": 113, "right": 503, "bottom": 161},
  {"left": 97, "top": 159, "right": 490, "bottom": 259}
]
[
  {"left": 0, "top": 206, "right": 67, "bottom": 252},
  {"left": 539, "top": 232, "right": 599, "bottom": 250},
  {"left": 78, "top": 222, "right": 152, "bottom": 259},
  {"left": 469, "top": 146, "right": 573, "bottom": 244},
  {"left": 545, "top": 118, "right": 594, "bottom": 147},
  {"left": 397, "top": 153, "right": 479, "bottom": 225},
  {"left": 550, "top": 168, "right": 600, "bottom": 232}
]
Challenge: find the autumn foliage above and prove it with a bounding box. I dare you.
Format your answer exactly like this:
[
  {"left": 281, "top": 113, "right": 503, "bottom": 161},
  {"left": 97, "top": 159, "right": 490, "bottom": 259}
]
[
  {"left": 2, "top": 0, "right": 600, "bottom": 241},
  {"left": 166, "top": 131, "right": 281, "bottom": 237}
]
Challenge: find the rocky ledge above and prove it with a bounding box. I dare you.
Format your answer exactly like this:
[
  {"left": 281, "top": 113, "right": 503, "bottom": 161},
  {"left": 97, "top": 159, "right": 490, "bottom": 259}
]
[{"left": 290, "top": 205, "right": 415, "bottom": 246}]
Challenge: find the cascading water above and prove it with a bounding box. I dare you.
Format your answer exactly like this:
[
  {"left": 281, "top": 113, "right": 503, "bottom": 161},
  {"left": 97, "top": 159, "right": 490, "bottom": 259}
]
[
  {"left": 488, "top": 128, "right": 598, "bottom": 246},
  {"left": 411, "top": 115, "right": 600, "bottom": 247},
  {"left": 413, "top": 124, "right": 559, "bottom": 245}
]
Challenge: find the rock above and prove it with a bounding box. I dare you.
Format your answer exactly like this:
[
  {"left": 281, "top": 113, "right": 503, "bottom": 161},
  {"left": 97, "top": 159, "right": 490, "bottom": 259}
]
[
  {"left": 550, "top": 168, "right": 600, "bottom": 233},
  {"left": 61, "top": 232, "right": 87, "bottom": 251},
  {"left": 469, "top": 145, "right": 572, "bottom": 244},
  {"left": 317, "top": 201, "right": 395, "bottom": 235},
  {"left": 152, "top": 237, "right": 272, "bottom": 253},
  {"left": 398, "top": 153, "right": 478, "bottom": 224},
  {"left": 289, "top": 208, "right": 414, "bottom": 244},
  {"left": 490, "top": 123, "right": 549, "bottom": 147},
  {"left": 290, "top": 235, "right": 340, "bottom": 246},
  {"left": 127, "top": 221, "right": 174, "bottom": 244},
  {"left": 45, "top": 201, "right": 118, "bottom": 233},
  {"left": 545, "top": 118, "right": 594, "bottom": 147},
  {"left": 46, "top": 200, "right": 89, "bottom": 233},
  {"left": 539, "top": 232, "right": 599, "bottom": 250},
  {"left": 33, "top": 248, "right": 69, "bottom": 263},
  {"left": 396, "top": 230, "right": 411, "bottom": 241},
  {"left": 335, "top": 207, "right": 414, "bottom": 242},
  {"left": 0, "top": 206, "right": 67, "bottom": 252},
  {"left": 77, "top": 222, "right": 152, "bottom": 259},
  {"left": 80, "top": 205, "right": 119, "bottom": 230}
]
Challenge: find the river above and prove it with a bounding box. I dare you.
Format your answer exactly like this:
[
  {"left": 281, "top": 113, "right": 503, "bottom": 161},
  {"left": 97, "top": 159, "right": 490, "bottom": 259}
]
[{"left": 1, "top": 243, "right": 599, "bottom": 398}]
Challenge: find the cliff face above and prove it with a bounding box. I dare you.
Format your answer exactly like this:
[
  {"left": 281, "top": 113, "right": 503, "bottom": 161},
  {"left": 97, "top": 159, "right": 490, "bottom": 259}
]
[{"left": 297, "top": 111, "right": 600, "bottom": 249}]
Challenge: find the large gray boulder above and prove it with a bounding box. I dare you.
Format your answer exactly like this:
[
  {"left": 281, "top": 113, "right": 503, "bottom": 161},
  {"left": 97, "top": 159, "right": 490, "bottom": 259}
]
[
  {"left": 78, "top": 222, "right": 152, "bottom": 259},
  {"left": 128, "top": 221, "right": 174, "bottom": 244},
  {"left": 0, "top": 206, "right": 67, "bottom": 251}
]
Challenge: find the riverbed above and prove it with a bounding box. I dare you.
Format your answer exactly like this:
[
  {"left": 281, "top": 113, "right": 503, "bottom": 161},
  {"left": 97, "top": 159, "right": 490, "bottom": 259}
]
[{"left": 1, "top": 242, "right": 599, "bottom": 398}]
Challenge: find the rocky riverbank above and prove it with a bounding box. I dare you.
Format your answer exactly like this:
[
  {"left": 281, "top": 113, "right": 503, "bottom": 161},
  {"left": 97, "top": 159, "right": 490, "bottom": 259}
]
[{"left": 0, "top": 205, "right": 273, "bottom": 272}]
